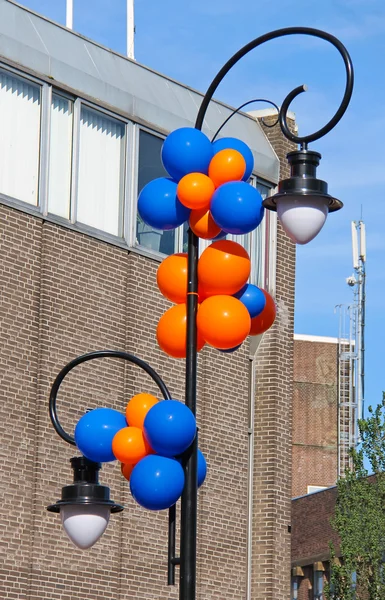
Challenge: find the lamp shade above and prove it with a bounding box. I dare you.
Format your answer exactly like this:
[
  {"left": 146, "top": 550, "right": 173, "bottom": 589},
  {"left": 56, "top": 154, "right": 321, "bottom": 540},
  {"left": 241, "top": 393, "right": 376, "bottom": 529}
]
[
  {"left": 276, "top": 195, "right": 328, "bottom": 244},
  {"left": 263, "top": 149, "right": 342, "bottom": 244},
  {"left": 61, "top": 503, "right": 110, "bottom": 549},
  {"left": 47, "top": 456, "right": 123, "bottom": 550}
]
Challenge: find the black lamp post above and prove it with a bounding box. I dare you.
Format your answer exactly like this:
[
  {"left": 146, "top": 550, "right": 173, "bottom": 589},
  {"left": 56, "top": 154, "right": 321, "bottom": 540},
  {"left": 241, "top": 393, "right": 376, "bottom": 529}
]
[{"left": 47, "top": 27, "right": 353, "bottom": 600}]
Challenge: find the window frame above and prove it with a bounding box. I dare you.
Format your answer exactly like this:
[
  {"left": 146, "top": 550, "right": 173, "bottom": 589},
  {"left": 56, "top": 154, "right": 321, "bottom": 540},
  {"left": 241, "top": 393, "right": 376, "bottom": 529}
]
[{"left": 0, "top": 59, "right": 277, "bottom": 280}]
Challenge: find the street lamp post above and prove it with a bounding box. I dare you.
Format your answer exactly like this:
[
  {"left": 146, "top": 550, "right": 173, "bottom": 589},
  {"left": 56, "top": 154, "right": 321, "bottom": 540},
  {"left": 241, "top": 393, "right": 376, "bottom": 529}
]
[{"left": 47, "top": 27, "right": 353, "bottom": 600}]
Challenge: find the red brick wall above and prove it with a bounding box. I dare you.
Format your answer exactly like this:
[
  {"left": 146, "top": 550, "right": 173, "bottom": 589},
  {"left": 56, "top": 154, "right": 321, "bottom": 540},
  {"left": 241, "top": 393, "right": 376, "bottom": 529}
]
[
  {"left": 292, "top": 339, "right": 338, "bottom": 497},
  {"left": 291, "top": 486, "right": 339, "bottom": 600}
]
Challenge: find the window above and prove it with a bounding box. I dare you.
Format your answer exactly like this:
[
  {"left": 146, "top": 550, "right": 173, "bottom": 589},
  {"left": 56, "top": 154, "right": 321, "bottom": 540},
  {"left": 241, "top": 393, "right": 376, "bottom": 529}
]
[
  {"left": 314, "top": 567, "right": 324, "bottom": 600},
  {"left": 77, "top": 106, "right": 125, "bottom": 236},
  {"left": 48, "top": 93, "right": 73, "bottom": 219},
  {"left": 0, "top": 69, "right": 41, "bottom": 205},
  {"left": 291, "top": 577, "right": 298, "bottom": 600},
  {"left": 137, "top": 129, "right": 175, "bottom": 255},
  {"left": 0, "top": 63, "right": 276, "bottom": 265}
]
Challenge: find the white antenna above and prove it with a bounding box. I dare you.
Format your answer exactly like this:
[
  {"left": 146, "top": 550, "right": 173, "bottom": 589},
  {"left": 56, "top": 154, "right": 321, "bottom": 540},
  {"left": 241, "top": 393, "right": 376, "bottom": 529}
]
[
  {"left": 127, "top": 0, "right": 135, "bottom": 59},
  {"left": 360, "top": 221, "right": 366, "bottom": 262},
  {"left": 351, "top": 221, "right": 359, "bottom": 270},
  {"left": 66, "top": 0, "right": 73, "bottom": 29}
]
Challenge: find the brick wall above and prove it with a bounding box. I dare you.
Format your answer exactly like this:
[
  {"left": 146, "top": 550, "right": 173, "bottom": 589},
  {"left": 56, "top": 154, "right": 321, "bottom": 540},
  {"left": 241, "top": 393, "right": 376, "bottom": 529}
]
[
  {"left": 0, "top": 118, "right": 296, "bottom": 600},
  {"left": 0, "top": 206, "right": 251, "bottom": 599},
  {"left": 251, "top": 114, "right": 296, "bottom": 600},
  {"left": 291, "top": 486, "right": 339, "bottom": 600},
  {"left": 292, "top": 339, "right": 338, "bottom": 497}
]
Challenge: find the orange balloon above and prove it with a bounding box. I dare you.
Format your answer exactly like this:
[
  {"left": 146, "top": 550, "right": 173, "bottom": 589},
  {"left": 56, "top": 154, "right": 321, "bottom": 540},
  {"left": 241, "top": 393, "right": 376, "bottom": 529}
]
[
  {"left": 112, "top": 426, "right": 152, "bottom": 465},
  {"left": 198, "top": 240, "right": 251, "bottom": 297},
  {"left": 126, "top": 393, "right": 159, "bottom": 429},
  {"left": 121, "top": 462, "right": 134, "bottom": 481},
  {"left": 249, "top": 290, "right": 276, "bottom": 335},
  {"left": 197, "top": 295, "right": 251, "bottom": 349},
  {"left": 177, "top": 173, "right": 215, "bottom": 210},
  {"left": 157, "top": 253, "right": 187, "bottom": 304},
  {"left": 208, "top": 149, "right": 246, "bottom": 188},
  {"left": 189, "top": 208, "right": 222, "bottom": 240},
  {"left": 157, "top": 303, "right": 205, "bottom": 359}
]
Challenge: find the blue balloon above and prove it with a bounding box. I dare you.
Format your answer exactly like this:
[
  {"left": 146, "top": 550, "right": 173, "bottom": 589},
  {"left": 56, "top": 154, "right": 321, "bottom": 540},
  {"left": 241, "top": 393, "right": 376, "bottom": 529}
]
[
  {"left": 218, "top": 344, "right": 242, "bottom": 353},
  {"left": 197, "top": 449, "right": 207, "bottom": 488},
  {"left": 74, "top": 408, "right": 127, "bottom": 463},
  {"left": 176, "top": 448, "right": 207, "bottom": 488},
  {"left": 138, "top": 177, "right": 190, "bottom": 230},
  {"left": 130, "top": 455, "right": 185, "bottom": 510},
  {"left": 234, "top": 283, "right": 266, "bottom": 319},
  {"left": 161, "top": 128, "right": 213, "bottom": 182},
  {"left": 212, "top": 137, "right": 254, "bottom": 181},
  {"left": 210, "top": 181, "right": 264, "bottom": 235},
  {"left": 212, "top": 230, "right": 227, "bottom": 241},
  {"left": 144, "top": 400, "right": 196, "bottom": 457}
]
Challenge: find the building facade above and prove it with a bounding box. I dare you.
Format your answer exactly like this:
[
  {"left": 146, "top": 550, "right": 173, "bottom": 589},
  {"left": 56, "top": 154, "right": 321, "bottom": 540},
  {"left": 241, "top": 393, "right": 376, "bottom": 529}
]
[
  {"left": 292, "top": 335, "right": 340, "bottom": 498},
  {"left": 0, "top": 1, "right": 296, "bottom": 599},
  {"left": 291, "top": 486, "right": 339, "bottom": 600}
]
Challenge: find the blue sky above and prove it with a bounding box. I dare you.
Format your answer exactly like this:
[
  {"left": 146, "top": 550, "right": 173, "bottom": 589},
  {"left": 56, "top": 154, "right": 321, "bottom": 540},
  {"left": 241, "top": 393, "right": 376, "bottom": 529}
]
[{"left": 18, "top": 0, "right": 385, "bottom": 418}]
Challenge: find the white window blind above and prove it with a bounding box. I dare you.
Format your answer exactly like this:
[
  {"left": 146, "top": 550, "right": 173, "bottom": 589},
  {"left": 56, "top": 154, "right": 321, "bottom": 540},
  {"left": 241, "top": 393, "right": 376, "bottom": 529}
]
[
  {"left": 48, "top": 94, "right": 73, "bottom": 219},
  {"left": 0, "top": 70, "right": 41, "bottom": 205},
  {"left": 77, "top": 106, "right": 125, "bottom": 236}
]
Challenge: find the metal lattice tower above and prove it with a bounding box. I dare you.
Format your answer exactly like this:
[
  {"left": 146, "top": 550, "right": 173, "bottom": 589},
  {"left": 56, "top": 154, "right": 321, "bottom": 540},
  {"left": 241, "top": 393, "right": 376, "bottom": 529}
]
[{"left": 336, "top": 221, "right": 366, "bottom": 478}]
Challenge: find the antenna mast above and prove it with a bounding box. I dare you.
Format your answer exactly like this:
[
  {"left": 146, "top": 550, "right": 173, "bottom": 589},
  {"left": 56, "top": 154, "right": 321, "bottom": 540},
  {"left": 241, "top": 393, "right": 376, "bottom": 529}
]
[
  {"left": 127, "top": 0, "right": 135, "bottom": 59},
  {"left": 66, "top": 0, "right": 73, "bottom": 29},
  {"left": 337, "top": 220, "right": 366, "bottom": 477}
]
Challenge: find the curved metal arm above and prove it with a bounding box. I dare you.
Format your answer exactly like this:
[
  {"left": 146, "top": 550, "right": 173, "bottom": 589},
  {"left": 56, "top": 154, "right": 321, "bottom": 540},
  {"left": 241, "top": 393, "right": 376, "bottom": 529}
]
[
  {"left": 211, "top": 98, "right": 279, "bottom": 142},
  {"left": 49, "top": 350, "right": 172, "bottom": 446},
  {"left": 195, "top": 27, "right": 354, "bottom": 147}
]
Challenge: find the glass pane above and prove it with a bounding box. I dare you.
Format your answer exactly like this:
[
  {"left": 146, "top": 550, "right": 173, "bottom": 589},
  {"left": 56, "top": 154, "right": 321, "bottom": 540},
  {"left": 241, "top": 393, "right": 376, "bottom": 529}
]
[
  {"left": 137, "top": 130, "right": 175, "bottom": 255},
  {"left": 257, "top": 181, "right": 270, "bottom": 200},
  {"left": 77, "top": 106, "right": 125, "bottom": 236},
  {"left": 48, "top": 94, "right": 73, "bottom": 218},
  {"left": 0, "top": 70, "right": 41, "bottom": 205}
]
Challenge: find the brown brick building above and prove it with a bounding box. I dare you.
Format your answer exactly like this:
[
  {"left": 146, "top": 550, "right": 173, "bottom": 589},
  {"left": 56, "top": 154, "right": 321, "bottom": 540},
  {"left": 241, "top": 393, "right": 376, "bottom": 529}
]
[
  {"left": 292, "top": 335, "right": 340, "bottom": 499},
  {"left": 0, "top": 2, "right": 296, "bottom": 599},
  {"left": 291, "top": 486, "right": 339, "bottom": 600}
]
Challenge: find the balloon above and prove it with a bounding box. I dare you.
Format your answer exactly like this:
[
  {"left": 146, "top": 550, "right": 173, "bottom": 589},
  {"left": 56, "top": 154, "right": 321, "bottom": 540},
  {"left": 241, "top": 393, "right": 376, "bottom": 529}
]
[
  {"left": 130, "top": 455, "right": 185, "bottom": 511},
  {"left": 156, "top": 304, "right": 205, "bottom": 358},
  {"left": 212, "top": 137, "right": 254, "bottom": 181},
  {"left": 218, "top": 345, "right": 242, "bottom": 353},
  {"left": 197, "top": 449, "right": 207, "bottom": 488},
  {"left": 138, "top": 177, "right": 190, "bottom": 230},
  {"left": 176, "top": 448, "right": 207, "bottom": 487},
  {"left": 197, "top": 295, "right": 251, "bottom": 349},
  {"left": 121, "top": 462, "right": 134, "bottom": 481},
  {"left": 234, "top": 283, "right": 266, "bottom": 319},
  {"left": 189, "top": 208, "right": 222, "bottom": 240},
  {"left": 144, "top": 399, "right": 196, "bottom": 457},
  {"left": 210, "top": 181, "right": 264, "bottom": 235},
  {"left": 157, "top": 253, "right": 188, "bottom": 304},
  {"left": 112, "top": 426, "right": 152, "bottom": 465},
  {"left": 177, "top": 173, "right": 215, "bottom": 210},
  {"left": 161, "top": 128, "right": 213, "bottom": 182},
  {"left": 74, "top": 408, "right": 127, "bottom": 463},
  {"left": 126, "top": 393, "right": 159, "bottom": 429},
  {"left": 249, "top": 290, "right": 276, "bottom": 335},
  {"left": 198, "top": 240, "right": 250, "bottom": 297},
  {"left": 208, "top": 149, "right": 246, "bottom": 188}
]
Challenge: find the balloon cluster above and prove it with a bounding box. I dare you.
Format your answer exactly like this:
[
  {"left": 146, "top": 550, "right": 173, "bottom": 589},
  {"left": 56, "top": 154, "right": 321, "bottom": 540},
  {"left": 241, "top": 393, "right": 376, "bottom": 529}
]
[
  {"left": 74, "top": 394, "right": 207, "bottom": 511},
  {"left": 156, "top": 241, "right": 276, "bottom": 356},
  {"left": 138, "top": 127, "right": 264, "bottom": 239},
  {"left": 137, "top": 127, "right": 277, "bottom": 358}
]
